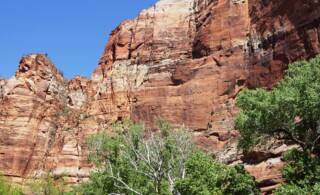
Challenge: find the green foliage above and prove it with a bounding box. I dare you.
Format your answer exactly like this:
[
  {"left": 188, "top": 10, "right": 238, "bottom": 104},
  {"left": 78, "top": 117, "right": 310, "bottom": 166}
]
[
  {"left": 85, "top": 131, "right": 122, "bottom": 168},
  {"left": 235, "top": 55, "right": 320, "bottom": 153},
  {"left": 274, "top": 183, "right": 320, "bottom": 195},
  {"left": 274, "top": 149, "right": 320, "bottom": 194},
  {"left": 73, "top": 170, "right": 124, "bottom": 195},
  {"left": 78, "top": 119, "right": 193, "bottom": 194},
  {"left": 235, "top": 55, "right": 320, "bottom": 193},
  {"left": 78, "top": 119, "right": 259, "bottom": 195},
  {"left": 28, "top": 171, "right": 68, "bottom": 195},
  {"left": 175, "top": 151, "right": 259, "bottom": 195},
  {"left": 0, "top": 174, "right": 22, "bottom": 195}
]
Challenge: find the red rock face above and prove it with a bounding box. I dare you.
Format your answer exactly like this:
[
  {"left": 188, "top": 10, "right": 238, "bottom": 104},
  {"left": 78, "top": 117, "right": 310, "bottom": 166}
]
[
  {"left": 89, "top": 0, "right": 320, "bottom": 192},
  {"left": 0, "top": 54, "right": 68, "bottom": 180},
  {"left": 0, "top": 0, "right": 319, "bottom": 192},
  {"left": 91, "top": 0, "right": 250, "bottom": 133},
  {"left": 0, "top": 54, "right": 93, "bottom": 185},
  {"left": 247, "top": 0, "right": 320, "bottom": 89},
  {"left": 95, "top": 0, "right": 195, "bottom": 76}
]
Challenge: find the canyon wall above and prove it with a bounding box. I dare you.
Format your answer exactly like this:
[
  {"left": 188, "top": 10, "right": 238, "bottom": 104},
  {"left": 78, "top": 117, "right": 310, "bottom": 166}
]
[{"left": 0, "top": 0, "right": 319, "bottom": 193}]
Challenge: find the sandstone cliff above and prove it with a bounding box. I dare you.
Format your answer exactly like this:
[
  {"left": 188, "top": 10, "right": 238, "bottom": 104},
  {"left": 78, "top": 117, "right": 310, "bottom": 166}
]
[{"left": 0, "top": 0, "right": 319, "bottom": 193}]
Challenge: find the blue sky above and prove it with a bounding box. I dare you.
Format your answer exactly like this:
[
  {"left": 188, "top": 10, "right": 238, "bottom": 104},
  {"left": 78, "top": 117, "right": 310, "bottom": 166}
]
[{"left": 0, "top": 0, "right": 158, "bottom": 79}]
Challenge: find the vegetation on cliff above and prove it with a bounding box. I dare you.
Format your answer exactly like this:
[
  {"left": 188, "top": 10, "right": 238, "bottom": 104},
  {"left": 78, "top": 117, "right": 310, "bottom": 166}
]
[
  {"left": 28, "top": 172, "right": 68, "bottom": 195},
  {"left": 0, "top": 174, "right": 22, "bottom": 195},
  {"left": 2, "top": 55, "right": 320, "bottom": 194},
  {"left": 236, "top": 55, "right": 320, "bottom": 154},
  {"left": 274, "top": 148, "right": 320, "bottom": 194},
  {"left": 236, "top": 55, "right": 320, "bottom": 193}
]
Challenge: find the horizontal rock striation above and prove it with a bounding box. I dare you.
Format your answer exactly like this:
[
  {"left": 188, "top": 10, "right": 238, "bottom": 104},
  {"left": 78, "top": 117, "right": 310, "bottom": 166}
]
[
  {"left": 0, "top": 0, "right": 319, "bottom": 193},
  {"left": 247, "top": 0, "right": 320, "bottom": 89},
  {"left": 0, "top": 54, "right": 68, "bottom": 181}
]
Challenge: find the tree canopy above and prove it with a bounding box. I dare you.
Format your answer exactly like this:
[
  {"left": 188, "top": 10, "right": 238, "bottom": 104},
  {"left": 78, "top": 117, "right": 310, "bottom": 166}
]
[
  {"left": 174, "top": 151, "right": 259, "bottom": 195},
  {"left": 235, "top": 55, "right": 320, "bottom": 153},
  {"left": 76, "top": 119, "right": 259, "bottom": 194},
  {"left": 235, "top": 55, "right": 320, "bottom": 193}
]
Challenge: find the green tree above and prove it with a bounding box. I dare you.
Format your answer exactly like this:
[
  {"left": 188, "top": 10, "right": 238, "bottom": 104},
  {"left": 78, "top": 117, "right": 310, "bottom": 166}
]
[
  {"left": 77, "top": 119, "right": 259, "bottom": 195},
  {"left": 235, "top": 55, "right": 320, "bottom": 154},
  {"left": 78, "top": 119, "right": 194, "bottom": 195},
  {"left": 235, "top": 55, "right": 320, "bottom": 194},
  {"left": 174, "top": 151, "right": 259, "bottom": 195}
]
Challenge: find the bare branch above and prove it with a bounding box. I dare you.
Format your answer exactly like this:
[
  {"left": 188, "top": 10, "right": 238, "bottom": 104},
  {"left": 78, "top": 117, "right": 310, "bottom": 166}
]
[
  {"left": 107, "top": 161, "right": 142, "bottom": 195},
  {"left": 272, "top": 128, "right": 306, "bottom": 149},
  {"left": 311, "top": 134, "right": 320, "bottom": 152}
]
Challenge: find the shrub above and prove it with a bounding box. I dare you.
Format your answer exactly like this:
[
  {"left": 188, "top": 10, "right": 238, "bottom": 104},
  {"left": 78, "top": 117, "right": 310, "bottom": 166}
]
[
  {"left": 28, "top": 171, "right": 68, "bottom": 195},
  {"left": 0, "top": 174, "right": 22, "bottom": 195}
]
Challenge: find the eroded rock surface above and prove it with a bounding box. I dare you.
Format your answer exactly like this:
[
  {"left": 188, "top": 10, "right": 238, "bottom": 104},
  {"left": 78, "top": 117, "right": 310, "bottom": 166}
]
[
  {"left": 0, "top": 54, "right": 68, "bottom": 181},
  {"left": 0, "top": 0, "right": 319, "bottom": 192}
]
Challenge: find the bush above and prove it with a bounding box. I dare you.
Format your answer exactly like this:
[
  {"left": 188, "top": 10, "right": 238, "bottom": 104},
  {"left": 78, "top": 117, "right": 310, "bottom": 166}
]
[{"left": 28, "top": 171, "right": 68, "bottom": 195}]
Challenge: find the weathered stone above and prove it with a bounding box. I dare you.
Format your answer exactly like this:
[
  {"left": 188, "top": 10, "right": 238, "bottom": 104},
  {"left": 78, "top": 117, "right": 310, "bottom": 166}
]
[{"left": 0, "top": 0, "right": 319, "bottom": 193}]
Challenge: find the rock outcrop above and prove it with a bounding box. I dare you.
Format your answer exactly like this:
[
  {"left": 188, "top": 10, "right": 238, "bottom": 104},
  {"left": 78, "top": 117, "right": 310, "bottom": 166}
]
[
  {"left": 0, "top": 0, "right": 319, "bottom": 193},
  {"left": 0, "top": 54, "right": 69, "bottom": 182}
]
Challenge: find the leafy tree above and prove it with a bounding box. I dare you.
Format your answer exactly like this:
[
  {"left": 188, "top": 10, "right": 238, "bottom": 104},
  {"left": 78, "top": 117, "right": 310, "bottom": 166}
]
[
  {"left": 235, "top": 55, "right": 320, "bottom": 154},
  {"left": 274, "top": 149, "right": 320, "bottom": 194},
  {"left": 78, "top": 119, "right": 194, "bottom": 195},
  {"left": 0, "top": 174, "right": 22, "bottom": 195},
  {"left": 77, "top": 119, "right": 259, "bottom": 195},
  {"left": 235, "top": 55, "right": 320, "bottom": 194},
  {"left": 174, "top": 151, "right": 259, "bottom": 195}
]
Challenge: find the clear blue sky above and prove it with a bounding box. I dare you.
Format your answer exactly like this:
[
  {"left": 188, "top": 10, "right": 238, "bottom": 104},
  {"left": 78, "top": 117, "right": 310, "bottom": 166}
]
[{"left": 0, "top": 0, "right": 158, "bottom": 79}]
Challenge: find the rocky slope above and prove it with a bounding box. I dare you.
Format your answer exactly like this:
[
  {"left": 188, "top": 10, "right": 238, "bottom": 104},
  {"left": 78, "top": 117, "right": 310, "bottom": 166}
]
[{"left": 0, "top": 0, "right": 319, "bottom": 193}]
